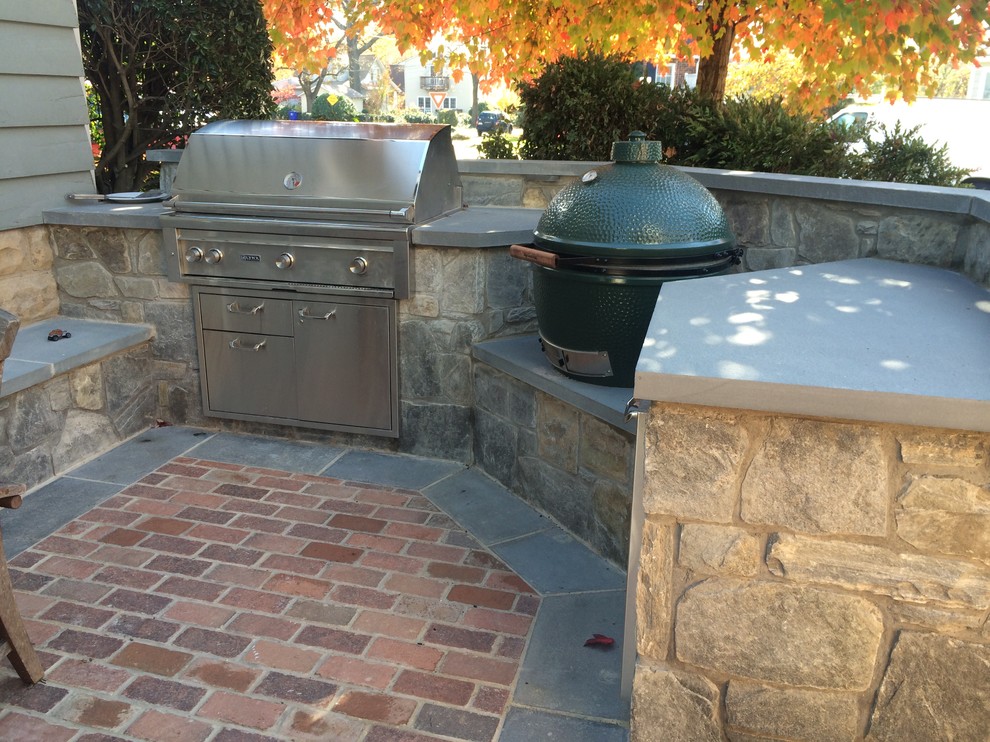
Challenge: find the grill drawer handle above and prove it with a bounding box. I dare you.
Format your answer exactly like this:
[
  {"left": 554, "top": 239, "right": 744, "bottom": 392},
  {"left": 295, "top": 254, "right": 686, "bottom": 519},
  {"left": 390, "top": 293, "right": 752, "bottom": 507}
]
[
  {"left": 228, "top": 338, "right": 266, "bottom": 352},
  {"left": 298, "top": 307, "right": 336, "bottom": 320},
  {"left": 226, "top": 301, "right": 264, "bottom": 315}
]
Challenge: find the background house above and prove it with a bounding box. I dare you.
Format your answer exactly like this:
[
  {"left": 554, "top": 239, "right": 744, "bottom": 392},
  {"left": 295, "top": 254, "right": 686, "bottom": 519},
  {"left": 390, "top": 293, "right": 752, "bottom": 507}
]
[{"left": 396, "top": 56, "right": 473, "bottom": 114}]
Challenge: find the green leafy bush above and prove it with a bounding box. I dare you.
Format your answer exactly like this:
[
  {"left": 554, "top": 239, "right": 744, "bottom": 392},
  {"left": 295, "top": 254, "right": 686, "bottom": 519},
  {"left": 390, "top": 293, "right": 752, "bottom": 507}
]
[
  {"left": 435, "top": 109, "right": 459, "bottom": 126},
  {"left": 403, "top": 111, "right": 436, "bottom": 124},
  {"left": 479, "top": 130, "right": 519, "bottom": 159},
  {"left": 311, "top": 94, "right": 358, "bottom": 121},
  {"left": 846, "top": 122, "right": 971, "bottom": 186}
]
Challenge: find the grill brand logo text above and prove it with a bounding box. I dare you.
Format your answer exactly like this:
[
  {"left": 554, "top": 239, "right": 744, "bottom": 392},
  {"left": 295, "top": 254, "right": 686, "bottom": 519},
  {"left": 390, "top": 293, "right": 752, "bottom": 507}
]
[{"left": 240, "top": 254, "right": 262, "bottom": 262}]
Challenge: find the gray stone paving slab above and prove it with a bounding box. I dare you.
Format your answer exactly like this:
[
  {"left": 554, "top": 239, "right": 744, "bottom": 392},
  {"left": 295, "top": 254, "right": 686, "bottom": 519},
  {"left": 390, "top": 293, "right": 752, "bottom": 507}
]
[
  {"left": 1, "top": 477, "right": 122, "bottom": 557},
  {"left": 423, "top": 469, "right": 550, "bottom": 545},
  {"left": 185, "top": 432, "right": 344, "bottom": 474},
  {"left": 69, "top": 426, "right": 212, "bottom": 485},
  {"left": 514, "top": 591, "right": 628, "bottom": 721},
  {"left": 493, "top": 527, "right": 625, "bottom": 595},
  {"left": 500, "top": 707, "right": 628, "bottom": 741},
  {"left": 323, "top": 449, "right": 464, "bottom": 490}
]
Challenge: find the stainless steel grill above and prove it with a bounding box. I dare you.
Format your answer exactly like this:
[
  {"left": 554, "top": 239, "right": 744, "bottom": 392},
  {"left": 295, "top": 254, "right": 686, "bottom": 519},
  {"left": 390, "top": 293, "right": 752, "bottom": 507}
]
[{"left": 161, "top": 120, "right": 464, "bottom": 437}]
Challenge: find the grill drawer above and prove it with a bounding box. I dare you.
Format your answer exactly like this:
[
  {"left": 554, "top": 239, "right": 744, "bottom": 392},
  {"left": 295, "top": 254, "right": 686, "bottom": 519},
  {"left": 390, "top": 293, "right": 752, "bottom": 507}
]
[
  {"left": 199, "top": 293, "right": 294, "bottom": 335},
  {"left": 202, "top": 331, "right": 297, "bottom": 419}
]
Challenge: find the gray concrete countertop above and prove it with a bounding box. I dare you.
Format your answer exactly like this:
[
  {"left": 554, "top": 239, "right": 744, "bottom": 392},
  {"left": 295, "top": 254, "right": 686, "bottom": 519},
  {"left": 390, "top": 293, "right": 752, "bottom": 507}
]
[
  {"left": 43, "top": 202, "right": 541, "bottom": 249},
  {"left": 634, "top": 258, "right": 990, "bottom": 432},
  {"left": 412, "top": 206, "right": 540, "bottom": 248}
]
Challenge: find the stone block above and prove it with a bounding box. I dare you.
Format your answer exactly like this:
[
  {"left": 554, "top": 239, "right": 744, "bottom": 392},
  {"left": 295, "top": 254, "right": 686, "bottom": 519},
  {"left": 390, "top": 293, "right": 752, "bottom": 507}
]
[
  {"left": 592, "top": 478, "right": 630, "bottom": 565},
  {"left": 48, "top": 376, "right": 72, "bottom": 411},
  {"left": 868, "top": 632, "right": 990, "bottom": 741},
  {"left": 411, "top": 248, "right": 443, "bottom": 294},
  {"left": 631, "top": 665, "right": 721, "bottom": 742},
  {"left": 56, "top": 261, "right": 117, "bottom": 299},
  {"left": 0, "top": 272, "right": 59, "bottom": 323},
  {"left": 441, "top": 251, "right": 485, "bottom": 314},
  {"left": 461, "top": 174, "right": 525, "bottom": 207},
  {"left": 769, "top": 202, "right": 798, "bottom": 247},
  {"left": 400, "top": 295, "right": 440, "bottom": 318},
  {"left": 0, "top": 243, "right": 23, "bottom": 276},
  {"left": 88, "top": 228, "right": 132, "bottom": 273},
  {"left": 743, "top": 247, "right": 796, "bottom": 271},
  {"left": 53, "top": 409, "right": 118, "bottom": 473},
  {"left": 725, "top": 681, "right": 861, "bottom": 742},
  {"left": 643, "top": 407, "right": 748, "bottom": 522},
  {"left": 767, "top": 533, "right": 990, "bottom": 610},
  {"left": 473, "top": 407, "right": 519, "bottom": 488},
  {"left": 156, "top": 279, "right": 190, "bottom": 300},
  {"left": 399, "top": 322, "right": 472, "bottom": 404},
  {"left": 517, "top": 456, "right": 593, "bottom": 542},
  {"left": 537, "top": 394, "right": 579, "bottom": 473},
  {"left": 897, "top": 430, "right": 987, "bottom": 467},
  {"left": 675, "top": 579, "right": 883, "bottom": 690},
  {"left": 741, "top": 418, "right": 887, "bottom": 536},
  {"left": 70, "top": 365, "right": 105, "bottom": 411},
  {"left": 144, "top": 301, "right": 196, "bottom": 363},
  {"left": 8, "top": 387, "right": 62, "bottom": 453},
  {"left": 399, "top": 401, "right": 471, "bottom": 462},
  {"left": 114, "top": 276, "right": 158, "bottom": 300},
  {"left": 484, "top": 249, "right": 531, "bottom": 310},
  {"left": 135, "top": 230, "right": 165, "bottom": 275},
  {"left": 580, "top": 415, "right": 633, "bottom": 483},
  {"left": 472, "top": 365, "right": 535, "bottom": 427},
  {"left": 794, "top": 205, "right": 860, "bottom": 263},
  {"left": 723, "top": 199, "right": 770, "bottom": 247},
  {"left": 889, "top": 601, "right": 987, "bottom": 634},
  {"left": 678, "top": 524, "right": 762, "bottom": 578},
  {"left": 896, "top": 475, "right": 990, "bottom": 562},
  {"left": 961, "top": 221, "right": 990, "bottom": 286},
  {"left": 877, "top": 215, "right": 960, "bottom": 267},
  {"left": 637, "top": 519, "right": 675, "bottom": 660}
]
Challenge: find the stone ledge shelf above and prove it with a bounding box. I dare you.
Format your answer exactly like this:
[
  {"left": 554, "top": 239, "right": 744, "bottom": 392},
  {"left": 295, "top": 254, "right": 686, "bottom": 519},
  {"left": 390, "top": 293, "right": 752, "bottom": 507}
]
[
  {"left": 634, "top": 258, "right": 990, "bottom": 432},
  {"left": 1, "top": 317, "right": 154, "bottom": 397}
]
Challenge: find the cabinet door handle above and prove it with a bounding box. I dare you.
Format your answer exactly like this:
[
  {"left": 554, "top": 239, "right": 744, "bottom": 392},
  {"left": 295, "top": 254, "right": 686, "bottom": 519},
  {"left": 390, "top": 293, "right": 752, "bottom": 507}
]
[
  {"left": 226, "top": 301, "right": 264, "bottom": 315},
  {"left": 298, "top": 307, "right": 336, "bottom": 320},
  {"left": 229, "top": 338, "right": 266, "bottom": 351}
]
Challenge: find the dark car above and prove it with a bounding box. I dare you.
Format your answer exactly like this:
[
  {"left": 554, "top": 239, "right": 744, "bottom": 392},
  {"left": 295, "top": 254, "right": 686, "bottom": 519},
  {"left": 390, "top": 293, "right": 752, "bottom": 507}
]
[{"left": 477, "top": 111, "right": 512, "bottom": 135}]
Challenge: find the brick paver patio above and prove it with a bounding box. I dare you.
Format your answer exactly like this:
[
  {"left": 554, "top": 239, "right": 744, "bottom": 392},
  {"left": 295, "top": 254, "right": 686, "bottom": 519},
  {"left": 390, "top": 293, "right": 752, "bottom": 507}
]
[{"left": 0, "top": 454, "right": 540, "bottom": 741}]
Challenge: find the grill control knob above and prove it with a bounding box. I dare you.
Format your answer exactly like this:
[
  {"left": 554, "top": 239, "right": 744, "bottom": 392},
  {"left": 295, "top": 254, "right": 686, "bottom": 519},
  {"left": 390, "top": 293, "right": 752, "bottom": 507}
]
[
  {"left": 184, "top": 246, "right": 204, "bottom": 263},
  {"left": 204, "top": 248, "right": 223, "bottom": 265},
  {"left": 275, "top": 252, "right": 294, "bottom": 269},
  {"left": 349, "top": 257, "right": 368, "bottom": 275}
]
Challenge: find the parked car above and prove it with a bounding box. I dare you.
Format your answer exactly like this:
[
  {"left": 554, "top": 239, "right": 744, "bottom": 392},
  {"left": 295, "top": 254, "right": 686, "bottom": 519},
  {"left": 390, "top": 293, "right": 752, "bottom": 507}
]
[{"left": 477, "top": 111, "right": 512, "bottom": 135}]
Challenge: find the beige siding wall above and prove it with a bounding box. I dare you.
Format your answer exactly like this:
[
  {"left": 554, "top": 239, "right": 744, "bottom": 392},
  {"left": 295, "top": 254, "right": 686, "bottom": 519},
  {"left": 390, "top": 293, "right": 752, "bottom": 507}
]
[{"left": 0, "top": 0, "right": 94, "bottom": 231}]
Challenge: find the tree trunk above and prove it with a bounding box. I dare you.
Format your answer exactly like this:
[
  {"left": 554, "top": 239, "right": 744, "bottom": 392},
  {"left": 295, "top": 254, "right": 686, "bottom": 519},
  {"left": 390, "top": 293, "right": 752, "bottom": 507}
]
[
  {"left": 695, "top": 21, "right": 736, "bottom": 103},
  {"left": 471, "top": 73, "right": 480, "bottom": 126}
]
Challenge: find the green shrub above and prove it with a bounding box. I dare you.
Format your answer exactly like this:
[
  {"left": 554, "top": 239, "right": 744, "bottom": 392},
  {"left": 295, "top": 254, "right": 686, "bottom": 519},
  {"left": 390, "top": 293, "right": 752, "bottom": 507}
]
[
  {"left": 679, "top": 95, "right": 857, "bottom": 176},
  {"left": 311, "top": 94, "right": 357, "bottom": 121},
  {"left": 435, "top": 109, "right": 459, "bottom": 126},
  {"left": 479, "top": 130, "right": 519, "bottom": 159},
  {"left": 403, "top": 110, "right": 436, "bottom": 124},
  {"left": 846, "top": 122, "right": 971, "bottom": 186}
]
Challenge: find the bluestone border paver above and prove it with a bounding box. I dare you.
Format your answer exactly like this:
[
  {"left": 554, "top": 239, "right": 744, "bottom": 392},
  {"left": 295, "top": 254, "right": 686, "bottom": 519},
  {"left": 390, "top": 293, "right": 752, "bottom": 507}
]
[{"left": 323, "top": 449, "right": 465, "bottom": 490}]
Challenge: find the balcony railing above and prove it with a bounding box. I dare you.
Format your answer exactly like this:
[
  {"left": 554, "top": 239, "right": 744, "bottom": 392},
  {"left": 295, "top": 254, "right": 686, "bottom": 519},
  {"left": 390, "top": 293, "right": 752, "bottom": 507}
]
[{"left": 420, "top": 76, "right": 449, "bottom": 91}]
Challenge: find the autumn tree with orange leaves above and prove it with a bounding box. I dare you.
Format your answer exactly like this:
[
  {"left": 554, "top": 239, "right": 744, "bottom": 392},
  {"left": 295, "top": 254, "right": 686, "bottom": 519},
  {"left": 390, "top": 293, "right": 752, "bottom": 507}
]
[{"left": 265, "top": 0, "right": 989, "bottom": 113}]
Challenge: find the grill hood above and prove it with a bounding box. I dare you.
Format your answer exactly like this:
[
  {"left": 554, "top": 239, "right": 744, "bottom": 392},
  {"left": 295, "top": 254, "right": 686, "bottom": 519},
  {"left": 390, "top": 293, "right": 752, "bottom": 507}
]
[{"left": 169, "top": 120, "right": 463, "bottom": 224}]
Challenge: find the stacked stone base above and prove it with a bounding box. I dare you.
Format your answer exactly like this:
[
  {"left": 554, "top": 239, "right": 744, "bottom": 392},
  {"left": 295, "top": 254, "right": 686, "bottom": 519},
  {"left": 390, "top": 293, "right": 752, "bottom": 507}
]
[
  {"left": 632, "top": 404, "right": 990, "bottom": 741},
  {"left": 1, "top": 345, "right": 155, "bottom": 489}
]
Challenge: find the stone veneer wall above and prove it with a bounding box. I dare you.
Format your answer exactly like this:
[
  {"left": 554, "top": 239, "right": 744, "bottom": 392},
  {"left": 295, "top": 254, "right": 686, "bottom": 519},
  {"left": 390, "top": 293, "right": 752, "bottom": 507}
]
[
  {"left": 458, "top": 161, "right": 990, "bottom": 289},
  {"left": 472, "top": 364, "right": 634, "bottom": 564},
  {"left": 631, "top": 402, "right": 990, "bottom": 741},
  {"left": 0, "top": 225, "right": 60, "bottom": 323}
]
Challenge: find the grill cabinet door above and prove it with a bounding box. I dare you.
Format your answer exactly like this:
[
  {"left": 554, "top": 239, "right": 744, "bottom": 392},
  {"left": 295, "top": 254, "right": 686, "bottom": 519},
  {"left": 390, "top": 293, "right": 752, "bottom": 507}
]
[
  {"left": 202, "top": 330, "right": 298, "bottom": 419},
  {"left": 293, "top": 299, "right": 393, "bottom": 430}
]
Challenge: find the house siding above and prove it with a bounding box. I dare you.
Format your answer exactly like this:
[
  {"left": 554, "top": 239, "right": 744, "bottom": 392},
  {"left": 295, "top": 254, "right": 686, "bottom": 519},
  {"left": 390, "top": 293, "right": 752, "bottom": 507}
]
[{"left": 0, "top": 0, "right": 94, "bottom": 231}]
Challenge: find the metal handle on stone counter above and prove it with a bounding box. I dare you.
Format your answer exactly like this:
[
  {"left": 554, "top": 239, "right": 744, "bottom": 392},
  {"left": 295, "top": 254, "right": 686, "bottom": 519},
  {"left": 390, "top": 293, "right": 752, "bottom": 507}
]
[
  {"left": 229, "top": 338, "right": 266, "bottom": 351},
  {"left": 226, "top": 301, "right": 264, "bottom": 315},
  {"left": 624, "top": 398, "right": 648, "bottom": 422},
  {"left": 297, "top": 307, "right": 336, "bottom": 320}
]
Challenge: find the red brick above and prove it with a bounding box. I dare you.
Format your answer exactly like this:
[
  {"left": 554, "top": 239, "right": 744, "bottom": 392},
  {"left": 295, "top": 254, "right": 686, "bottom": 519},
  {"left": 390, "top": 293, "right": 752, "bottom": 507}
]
[
  {"left": 135, "top": 516, "right": 193, "bottom": 535},
  {"left": 158, "top": 462, "right": 209, "bottom": 478},
  {"left": 334, "top": 690, "right": 416, "bottom": 725},
  {"left": 164, "top": 600, "right": 236, "bottom": 628},
  {"left": 9, "top": 570, "right": 53, "bottom": 592},
  {"left": 425, "top": 623, "right": 497, "bottom": 652},
  {"left": 247, "top": 639, "right": 322, "bottom": 673},
  {"left": 472, "top": 685, "right": 511, "bottom": 715},
  {"left": 101, "top": 588, "right": 172, "bottom": 615},
  {"left": 263, "top": 573, "right": 331, "bottom": 599},
  {"left": 329, "top": 513, "right": 388, "bottom": 533},
  {"left": 68, "top": 695, "right": 133, "bottom": 728},
  {"left": 353, "top": 610, "right": 426, "bottom": 640},
  {"left": 384, "top": 522, "right": 444, "bottom": 542},
  {"left": 289, "top": 709, "right": 368, "bottom": 740},
  {"left": 228, "top": 613, "right": 300, "bottom": 641},
  {"left": 127, "top": 709, "right": 212, "bottom": 742},
  {"left": 35, "top": 555, "right": 101, "bottom": 579},
  {"left": 331, "top": 584, "right": 397, "bottom": 610},
  {"left": 393, "top": 669, "right": 474, "bottom": 705},
  {"left": 485, "top": 571, "right": 536, "bottom": 594},
  {"left": 106, "top": 614, "right": 180, "bottom": 642},
  {"left": 273, "top": 505, "right": 328, "bottom": 524},
  {"left": 440, "top": 652, "right": 519, "bottom": 685},
  {"left": 299, "top": 541, "right": 362, "bottom": 563},
  {"left": 367, "top": 637, "right": 442, "bottom": 671},
  {"left": 79, "top": 507, "right": 141, "bottom": 526},
  {"left": 143, "top": 554, "right": 212, "bottom": 577},
  {"left": 156, "top": 575, "right": 227, "bottom": 601},
  {"left": 199, "top": 544, "right": 263, "bottom": 565},
  {"left": 254, "top": 475, "right": 308, "bottom": 492},
  {"left": 288, "top": 522, "right": 349, "bottom": 541},
  {"left": 243, "top": 532, "right": 308, "bottom": 554},
  {"left": 355, "top": 488, "right": 410, "bottom": 507},
  {"left": 198, "top": 690, "right": 284, "bottom": 730},
  {"left": 19, "top": 587, "right": 68, "bottom": 614},
  {"left": 383, "top": 574, "right": 447, "bottom": 599},
  {"left": 359, "top": 551, "right": 426, "bottom": 575},
  {"left": 124, "top": 499, "right": 186, "bottom": 517},
  {"left": 121, "top": 483, "right": 174, "bottom": 501},
  {"left": 372, "top": 505, "right": 431, "bottom": 524},
  {"left": 204, "top": 563, "right": 270, "bottom": 588},
  {"left": 222, "top": 499, "right": 279, "bottom": 516},
  {"left": 515, "top": 594, "right": 540, "bottom": 616},
  {"left": 40, "top": 601, "right": 114, "bottom": 629},
  {"left": 322, "top": 563, "right": 387, "bottom": 587},
  {"left": 427, "top": 562, "right": 486, "bottom": 584},
  {"left": 254, "top": 670, "right": 337, "bottom": 704},
  {"left": 92, "top": 565, "right": 162, "bottom": 589},
  {"left": 186, "top": 523, "right": 250, "bottom": 544},
  {"left": 406, "top": 542, "right": 467, "bottom": 562},
  {"left": 229, "top": 513, "right": 291, "bottom": 534},
  {"left": 0, "top": 675, "right": 69, "bottom": 711},
  {"left": 322, "top": 499, "right": 377, "bottom": 516},
  {"left": 219, "top": 587, "right": 292, "bottom": 614},
  {"left": 174, "top": 627, "right": 251, "bottom": 658},
  {"left": 285, "top": 599, "right": 356, "bottom": 626},
  {"left": 35, "top": 535, "right": 100, "bottom": 556},
  {"left": 315, "top": 655, "right": 396, "bottom": 689},
  {"left": 164, "top": 477, "right": 220, "bottom": 495},
  {"left": 124, "top": 675, "right": 207, "bottom": 711},
  {"left": 392, "top": 594, "right": 465, "bottom": 623},
  {"left": 464, "top": 550, "right": 508, "bottom": 570},
  {"left": 91, "top": 544, "right": 152, "bottom": 567},
  {"left": 138, "top": 534, "right": 203, "bottom": 555},
  {"left": 0, "top": 712, "right": 75, "bottom": 742},
  {"left": 259, "top": 553, "right": 324, "bottom": 576},
  {"left": 295, "top": 625, "right": 370, "bottom": 654},
  {"left": 48, "top": 628, "right": 124, "bottom": 658},
  {"left": 214, "top": 482, "right": 269, "bottom": 501},
  {"left": 495, "top": 635, "right": 527, "bottom": 660},
  {"left": 24, "top": 617, "right": 62, "bottom": 645},
  {"left": 447, "top": 585, "right": 516, "bottom": 611},
  {"left": 303, "top": 480, "right": 361, "bottom": 498},
  {"left": 111, "top": 642, "right": 193, "bottom": 676},
  {"left": 346, "top": 532, "right": 407, "bottom": 554},
  {"left": 47, "top": 657, "right": 131, "bottom": 693},
  {"left": 463, "top": 607, "right": 535, "bottom": 636},
  {"left": 184, "top": 658, "right": 260, "bottom": 692},
  {"left": 174, "top": 505, "right": 237, "bottom": 524}
]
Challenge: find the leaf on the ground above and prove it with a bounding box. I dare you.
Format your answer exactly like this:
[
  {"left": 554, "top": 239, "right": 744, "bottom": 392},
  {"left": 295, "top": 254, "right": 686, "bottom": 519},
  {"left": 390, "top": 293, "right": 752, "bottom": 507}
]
[{"left": 584, "top": 633, "right": 615, "bottom": 648}]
